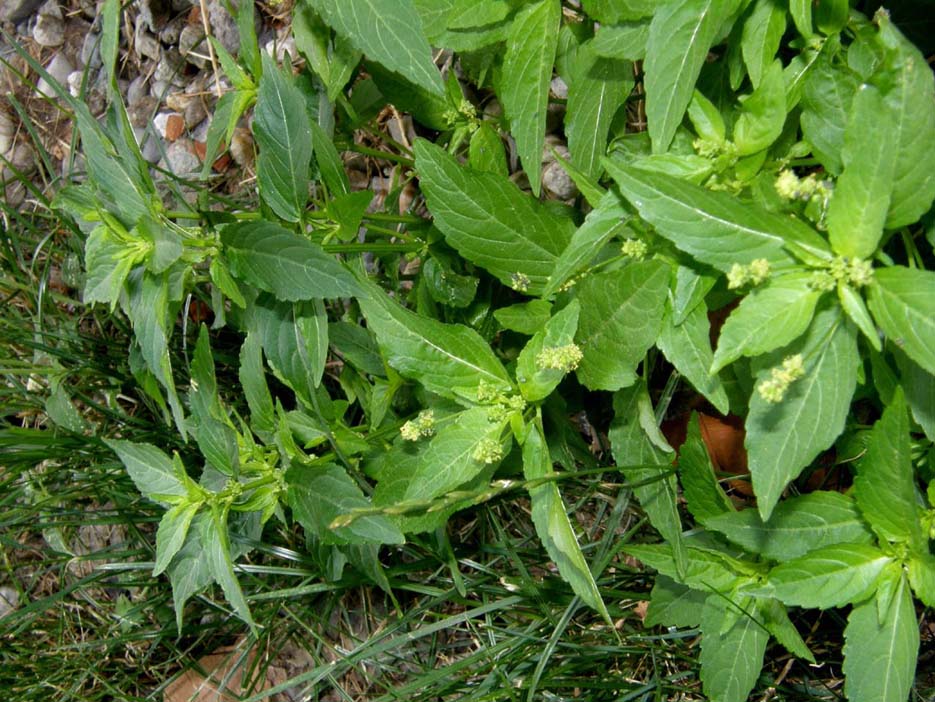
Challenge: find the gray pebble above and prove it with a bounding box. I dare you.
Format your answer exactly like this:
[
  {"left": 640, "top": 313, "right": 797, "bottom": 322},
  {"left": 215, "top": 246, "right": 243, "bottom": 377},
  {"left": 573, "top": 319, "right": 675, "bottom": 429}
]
[
  {"left": 207, "top": 0, "right": 240, "bottom": 56},
  {"left": 0, "top": 0, "right": 42, "bottom": 23},
  {"left": 0, "top": 586, "right": 19, "bottom": 618},
  {"left": 35, "top": 53, "right": 73, "bottom": 98},
  {"left": 126, "top": 75, "right": 148, "bottom": 108},
  {"left": 178, "top": 23, "right": 207, "bottom": 68},
  {"left": 164, "top": 139, "right": 200, "bottom": 176},
  {"left": 33, "top": 0, "right": 65, "bottom": 47},
  {"left": 79, "top": 31, "right": 102, "bottom": 70},
  {"left": 134, "top": 23, "right": 161, "bottom": 62}
]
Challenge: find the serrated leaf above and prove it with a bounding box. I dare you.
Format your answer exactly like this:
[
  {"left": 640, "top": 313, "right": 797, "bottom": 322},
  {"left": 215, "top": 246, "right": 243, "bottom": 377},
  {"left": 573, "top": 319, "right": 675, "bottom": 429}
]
[
  {"left": 671, "top": 265, "right": 716, "bottom": 325},
  {"left": 516, "top": 300, "right": 580, "bottom": 402},
  {"left": 154, "top": 502, "right": 200, "bottom": 576},
  {"left": 705, "top": 492, "right": 874, "bottom": 561},
  {"left": 293, "top": 3, "right": 361, "bottom": 102},
  {"left": 414, "top": 140, "right": 574, "bottom": 295},
  {"left": 700, "top": 596, "right": 769, "bottom": 702},
  {"left": 842, "top": 576, "right": 918, "bottom": 702},
  {"left": 566, "top": 42, "right": 632, "bottom": 181},
  {"left": 908, "top": 554, "right": 935, "bottom": 608},
  {"left": 524, "top": 418, "right": 609, "bottom": 619},
  {"left": 499, "top": 0, "right": 561, "bottom": 195},
  {"left": 712, "top": 273, "right": 823, "bottom": 373},
  {"left": 493, "top": 300, "right": 553, "bottom": 335},
  {"left": 592, "top": 21, "right": 648, "bottom": 60},
  {"left": 677, "top": 413, "right": 734, "bottom": 522},
  {"left": 468, "top": 122, "right": 508, "bottom": 177},
  {"left": 106, "top": 439, "right": 188, "bottom": 505},
  {"left": 733, "top": 59, "right": 786, "bottom": 156},
  {"left": 286, "top": 463, "right": 404, "bottom": 545},
  {"left": 83, "top": 226, "right": 132, "bottom": 308},
  {"left": 403, "top": 407, "right": 507, "bottom": 502},
  {"left": 221, "top": 221, "right": 358, "bottom": 301},
  {"left": 875, "top": 13, "right": 935, "bottom": 229},
  {"left": 626, "top": 543, "right": 747, "bottom": 594},
  {"left": 604, "top": 162, "right": 831, "bottom": 270},
  {"left": 543, "top": 189, "right": 630, "bottom": 298},
  {"left": 759, "top": 598, "right": 815, "bottom": 663},
  {"left": 746, "top": 306, "right": 859, "bottom": 520},
  {"left": 166, "top": 511, "right": 213, "bottom": 629},
  {"left": 800, "top": 53, "right": 857, "bottom": 175},
  {"left": 575, "top": 260, "right": 668, "bottom": 391},
  {"left": 310, "top": 120, "right": 351, "bottom": 196},
  {"left": 203, "top": 506, "right": 255, "bottom": 629},
  {"left": 645, "top": 0, "right": 738, "bottom": 154},
  {"left": 759, "top": 543, "right": 891, "bottom": 609},
  {"left": 740, "top": 0, "right": 786, "bottom": 88},
  {"left": 239, "top": 333, "right": 275, "bottom": 436},
  {"left": 826, "top": 85, "right": 895, "bottom": 259},
  {"left": 310, "top": 0, "right": 443, "bottom": 96},
  {"left": 894, "top": 350, "right": 935, "bottom": 441},
  {"left": 868, "top": 266, "right": 935, "bottom": 376},
  {"left": 658, "top": 303, "right": 729, "bottom": 414},
  {"left": 645, "top": 575, "right": 707, "bottom": 628},
  {"left": 855, "top": 388, "right": 924, "bottom": 548},
  {"left": 357, "top": 280, "right": 512, "bottom": 404},
  {"left": 253, "top": 54, "right": 313, "bottom": 222}
]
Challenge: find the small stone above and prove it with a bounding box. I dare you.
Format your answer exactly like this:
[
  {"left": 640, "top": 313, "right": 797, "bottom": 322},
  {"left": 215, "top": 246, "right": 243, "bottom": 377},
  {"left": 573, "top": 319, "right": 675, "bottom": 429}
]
[
  {"left": 164, "top": 139, "right": 200, "bottom": 176},
  {"left": 35, "top": 54, "right": 73, "bottom": 98},
  {"left": 165, "top": 113, "right": 185, "bottom": 141},
  {"left": 10, "top": 142, "right": 35, "bottom": 172},
  {"left": 134, "top": 23, "right": 161, "bottom": 61},
  {"left": 133, "top": 126, "right": 163, "bottom": 163},
  {"left": 207, "top": 0, "right": 240, "bottom": 56},
  {"left": 33, "top": 1, "right": 65, "bottom": 47},
  {"left": 158, "top": 14, "right": 185, "bottom": 45},
  {"left": 79, "top": 31, "right": 102, "bottom": 70},
  {"left": 542, "top": 161, "right": 578, "bottom": 200},
  {"left": 178, "top": 23, "right": 207, "bottom": 68},
  {"left": 66, "top": 70, "right": 83, "bottom": 97},
  {"left": 550, "top": 76, "right": 568, "bottom": 100},
  {"left": 153, "top": 49, "right": 185, "bottom": 86},
  {"left": 126, "top": 75, "right": 148, "bottom": 108},
  {"left": 264, "top": 34, "right": 296, "bottom": 64},
  {"left": 0, "top": 108, "right": 15, "bottom": 156},
  {"left": 0, "top": 0, "right": 42, "bottom": 23},
  {"left": 0, "top": 586, "right": 19, "bottom": 618},
  {"left": 127, "top": 95, "right": 159, "bottom": 127}
]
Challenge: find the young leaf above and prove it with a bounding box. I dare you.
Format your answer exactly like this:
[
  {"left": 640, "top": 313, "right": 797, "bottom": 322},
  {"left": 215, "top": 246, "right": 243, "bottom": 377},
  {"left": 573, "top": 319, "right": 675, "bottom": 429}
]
[
  {"left": 153, "top": 502, "right": 200, "bottom": 576},
  {"left": 789, "top": 0, "right": 812, "bottom": 38},
  {"left": 565, "top": 42, "right": 632, "bottom": 181},
  {"left": 293, "top": 3, "right": 361, "bottom": 102},
  {"left": 106, "top": 439, "right": 189, "bottom": 505},
  {"left": 677, "top": 413, "right": 734, "bottom": 522},
  {"left": 687, "top": 90, "right": 726, "bottom": 144},
  {"left": 310, "top": 120, "right": 351, "bottom": 196},
  {"left": 575, "top": 260, "right": 669, "bottom": 391},
  {"left": 357, "top": 281, "right": 512, "bottom": 403},
  {"left": 414, "top": 139, "right": 574, "bottom": 295},
  {"left": 523, "top": 418, "right": 610, "bottom": 620},
  {"left": 711, "top": 273, "right": 823, "bottom": 373},
  {"left": 644, "top": 0, "right": 739, "bottom": 153},
  {"left": 826, "top": 84, "right": 895, "bottom": 260},
  {"left": 626, "top": 543, "right": 746, "bottom": 594},
  {"left": 167, "top": 511, "right": 214, "bottom": 629},
  {"left": 192, "top": 418, "right": 239, "bottom": 476},
  {"left": 842, "top": 575, "right": 918, "bottom": 702},
  {"left": 867, "top": 266, "right": 935, "bottom": 376},
  {"left": 733, "top": 59, "right": 786, "bottom": 156},
  {"left": 239, "top": 333, "right": 275, "bottom": 436},
  {"left": 83, "top": 225, "right": 134, "bottom": 309},
  {"left": 493, "top": 300, "right": 553, "bottom": 335},
  {"left": 253, "top": 54, "right": 313, "bottom": 223},
  {"left": 657, "top": 303, "right": 730, "bottom": 414},
  {"left": 876, "top": 13, "right": 935, "bottom": 229},
  {"left": 644, "top": 575, "right": 707, "bottom": 628},
  {"left": 499, "top": 0, "right": 561, "bottom": 195},
  {"left": 908, "top": 554, "right": 935, "bottom": 608},
  {"left": 758, "top": 543, "right": 891, "bottom": 609},
  {"left": 699, "top": 596, "right": 769, "bottom": 702},
  {"left": 854, "top": 388, "right": 924, "bottom": 548},
  {"left": 705, "top": 492, "right": 874, "bottom": 561},
  {"left": 310, "top": 0, "right": 444, "bottom": 96},
  {"left": 604, "top": 162, "right": 831, "bottom": 270},
  {"left": 221, "top": 221, "right": 359, "bottom": 301},
  {"left": 746, "top": 306, "right": 859, "bottom": 519},
  {"left": 516, "top": 300, "right": 581, "bottom": 402},
  {"left": 203, "top": 505, "right": 255, "bottom": 629},
  {"left": 286, "top": 463, "right": 404, "bottom": 545},
  {"left": 759, "top": 599, "right": 815, "bottom": 663},
  {"left": 468, "top": 122, "right": 508, "bottom": 177},
  {"left": 837, "top": 283, "right": 882, "bottom": 351},
  {"left": 402, "top": 407, "right": 508, "bottom": 502},
  {"left": 740, "top": 0, "right": 785, "bottom": 89},
  {"left": 894, "top": 350, "right": 935, "bottom": 441},
  {"left": 800, "top": 53, "right": 857, "bottom": 175}
]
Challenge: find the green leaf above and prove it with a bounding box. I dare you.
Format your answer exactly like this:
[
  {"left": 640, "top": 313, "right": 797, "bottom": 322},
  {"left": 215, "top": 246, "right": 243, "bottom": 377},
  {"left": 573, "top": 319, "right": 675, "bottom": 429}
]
[
  {"left": 310, "top": 0, "right": 443, "bottom": 96},
  {"left": 446, "top": 0, "right": 509, "bottom": 29},
  {"left": 740, "top": 0, "right": 786, "bottom": 88},
  {"left": 876, "top": 13, "right": 935, "bottom": 229},
  {"left": 200, "top": 89, "right": 255, "bottom": 179},
  {"left": 759, "top": 543, "right": 891, "bottom": 609},
  {"left": 868, "top": 266, "right": 935, "bottom": 376},
  {"left": 746, "top": 306, "right": 859, "bottom": 519},
  {"left": 188, "top": 325, "right": 221, "bottom": 424},
  {"left": 733, "top": 59, "right": 786, "bottom": 156},
  {"left": 499, "top": 0, "right": 561, "bottom": 195},
  {"left": 575, "top": 260, "right": 669, "bottom": 391},
  {"left": 800, "top": 53, "right": 857, "bottom": 175},
  {"left": 221, "top": 221, "right": 358, "bottom": 301},
  {"left": 789, "top": 0, "right": 812, "bottom": 38},
  {"left": 357, "top": 281, "right": 512, "bottom": 404},
  {"left": 677, "top": 413, "right": 734, "bottom": 522},
  {"left": 154, "top": 502, "right": 200, "bottom": 576},
  {"left": 293, "top": 3, "right": 361, "bottom": 102},
  {"left": 192, "top": 418, "right": 239, "bottom": 476},
  {"left": 658, "top": 302, "right": 729, "bottom": 414},
  {"left": 251, "top": 295, "right": 328, "bottom": 404},
  {"left": 203, "top": 505, "right": 255, "bottom": 629},
  {"left": 566, "top": 42, "right": 632, "bottom": 181},
  {"left": 592, "top": 21, "right": 648, "bottom": 61},
  {"left": 422, "top": 257, "right": 478, "bottom": 309},
  {"left": 253, "top": 54, "right": 313, "bottom": 222},
  {"left": 814, "top": 0, "right": 847, "bottom": 35},
  {"left": 826, "top": 85, "right": 895, "bottom": 259},
  {"left": 705, "top": 492, "right": 874, "bottom": 561},
  {"left": 524, "top": 418, "right": 609, "bottom": 619},
  {"left": 759, "top": 598, "right": 815, "bottom": 663},
  {"left": 687, "top": 89, "right": 726, "bottom": 143},
  {"left": 329, "top": 321, "right": 385, "bottom": 377},
  {"left": 644, "top": 575, "right": 707, "bottom": 628},
  {"left": 239, "top": 333, "right": 275, "bottom": 436},
  {"left": 166, "top": 511, "right": 213, "bottom": 629},
  {"left": 644, "top": 0, "right": 738, "bottom": 153},
  {"left": 838, "top": 282, "right": 881, "bottom": 351},
  {"left": 468, "top": 122, "right": 508, "bottom": 177},
  {"left": 45, "top": 384, "right": 89, "bottom": 433},
  {"left": 310, "top": 120, "right": 351, "bottom": 195},
  {"left": 908, "top": 554, "right": 935, "bottom": 608},
  {"left": 854, "top": 388, "right": 924, "bottom": 548},
  {"left": 700, "top": 596, "right": 769, "bottom": 702},
  {"left": 894, "top": 350, "right": 935, "bottom": 441},
  {"left": 842, "top": 575, "right": 918, "bottom": 702},
  {"left": 106, "top": 439, "right": 189, "bottom": 505},
  {"left": 543, "top": 190, "right": 630, "bottom": 298},
  {"left": 516, "top": 300, "right": 580, "bottom": 402},
  {"left": 604, "top": 162, "right": 831, "bottom": 270},
  {"left": 286, "top": 463, "right": 404, "bottom": 545},
  {"left": 711, "top": 273, "right": 823, "bottom": 372},
  {"left": 493, "top": 300, "right": 553, "bottom": 335},
  {"left": 403, "top": 407, "right": 508, "bottom": 501},
  {"left": 671, "top": 265, "right": 716, "bottom": 325},
  {"left": 626, "top": 543, "right": 746, "bottom": 594},
  {"left": 414, "top": 139, "right": 574, "bottom": 295},
  {"left": 83, "top": 225, "right": 133, "bottom": 309}
]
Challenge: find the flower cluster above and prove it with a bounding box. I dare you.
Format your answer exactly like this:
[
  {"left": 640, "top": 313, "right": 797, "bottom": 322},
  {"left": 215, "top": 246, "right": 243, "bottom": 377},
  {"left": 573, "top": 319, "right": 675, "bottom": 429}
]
[
  {"left": 400, "top": 410, "right": 436, "bottom": 441},
  {"left": 510, "top": 272, "right": 530, "bottom": 292},
  {"left": 472, "top": 438, "right": 503, "bottom": 464},
  {"left": 535, "top": 343, "right": 584, "bottom": 373},
  {"left": 727, "top": 258, "right": 771, "bottom": 289},
  {"left": 774, "top": 170, "right": 831, "bottom": 202},
  {"left": 809, "top": 256, "right": 874, "bottom": 291},
  {"left": 757, "top": 355, "right": 806, "bottom": 403},
  {"left": 621, "top": 238, "right": 648, "bottom": 260}
]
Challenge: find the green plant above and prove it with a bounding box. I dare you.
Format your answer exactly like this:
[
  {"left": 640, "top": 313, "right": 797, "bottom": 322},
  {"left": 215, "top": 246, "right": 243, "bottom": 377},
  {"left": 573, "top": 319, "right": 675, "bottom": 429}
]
[{"left": 24, "top": 0, "right": 935, "bottom": 699}]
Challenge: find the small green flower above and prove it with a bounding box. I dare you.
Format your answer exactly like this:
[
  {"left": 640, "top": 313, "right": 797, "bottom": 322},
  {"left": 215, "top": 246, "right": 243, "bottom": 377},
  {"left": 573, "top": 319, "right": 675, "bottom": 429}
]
[
  {"left": 846, "top": 258, "right": 874, "bottom": 287},
  {"left": 748, "top": 259, "right": 770, "bottom": 286},
  {"left": 727, "top": 263, "right": 748, "bottom": 290},
  {"left": 808, "top": 270, "right": 837, "bottom": 292},
  {"left": 510, "top": 272, "right": 530, "bottom": 293},
  {"left": 727, "top": 259, "right": 770, "bottom": 289},
  {"left": 472, "top": 438, "right": 503, "bottom": 464},
  {"left": 400, "top": 410, "right": 436, "bottom": 441},
  {"left": 621, "top": 238, "right": 648, "bottom": 260},
  {"left": 757, "top": 354, "right": 806, "bottom": 403},
  {"left": 535, "top": 344, "right": 584, "bottom": 373},
  {"left": 774, "top": 169, "right": 801, "bottom": 200}
]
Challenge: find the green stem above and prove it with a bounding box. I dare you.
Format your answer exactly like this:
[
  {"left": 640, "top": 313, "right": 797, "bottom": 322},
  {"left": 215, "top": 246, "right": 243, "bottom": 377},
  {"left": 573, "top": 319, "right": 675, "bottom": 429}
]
[
  {"left": 322, "top": 242, "right": 423, "bottom": 255},
  {"left": 346, "top": 144, "right": 414, "bottom": 167}
]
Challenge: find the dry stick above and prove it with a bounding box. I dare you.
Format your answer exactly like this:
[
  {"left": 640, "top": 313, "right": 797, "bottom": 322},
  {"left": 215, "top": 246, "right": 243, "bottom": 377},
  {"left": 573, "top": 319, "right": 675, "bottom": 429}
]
[{"left": 199, "top": 0, "right": 223, "bottom": 98}]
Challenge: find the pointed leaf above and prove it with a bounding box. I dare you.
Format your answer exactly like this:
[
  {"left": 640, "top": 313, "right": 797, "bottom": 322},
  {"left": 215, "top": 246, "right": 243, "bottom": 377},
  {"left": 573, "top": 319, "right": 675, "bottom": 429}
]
[
  {"left": 677, "top": 413, "right": 734, "bottom": 522},
  {"left": 517, "top": 300, "right": 580, "bottom": 402},
  {"left": 908, "top": 554, "right": 935, "bottom": 608},
  {"left": 154, "top": 502, "right": 200, "bottom": 576},
  {"left": 644, "top": 575, "right": 707, "bottom": 628},
  {"left": 800, "top": 53, "right": 857, "bottom": 175},
  {"left": 239, "top": 333, "right": 275, "bottom": 436},
  {"left": 867, "top": 266, "right": 935, "bottom": 376},
  {"left": 106, "top": 439, "right": 188, "bottom": 505},
  {"left": 700, "top": 596, "right": 769, "bottom": 702},
  {"left": 658, "top": 303, "right": 730, "bottom": 414},
  {"left": 733, "top": 59, "right": 786, "bottom": 156},
  {"left": 203, "top": 506, "right": 255, "bottom": 629},
  {"left": 740, "top": 0, "right": 786, "bottom": 88}
]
